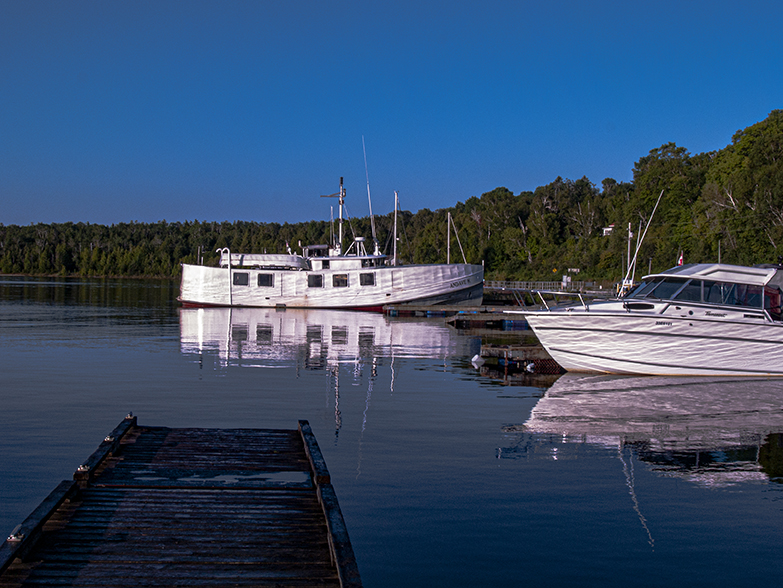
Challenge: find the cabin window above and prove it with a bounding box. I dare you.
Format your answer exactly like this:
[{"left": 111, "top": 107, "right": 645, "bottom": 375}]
[
  {"left": 672, "top": 280, "right": 701, "bottom": 302},
  {"left": 233, "top": 272, "right": 249, "bottom": 286},
  {"left": 646, "top": 278, "right": 688, "bottom": 300},
  {"left": 704, "top": 281, "right": 734, "bottom": 305},
  {"left": 735, "top": 284, "right": 763, "bottom": 308},
  {"left": 333, "top": 274, "right": 349, "bottom": 288},
  {"left": 322, "top": 260, "right": 330, "bottom": 269},
  {"left": 704, "top": 281, "right": 763, "bottom": 308},
  {"left": 308, "top": 274, "right": 323, "bottom": 288},
  {"left": 360, "top": 272, "right": 375, "bottom": 286},
  {"left": 257, "top": 273, "right": 274, "bottom": 287}
]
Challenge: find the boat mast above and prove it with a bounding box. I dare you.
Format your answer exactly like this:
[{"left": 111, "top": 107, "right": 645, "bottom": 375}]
[
  {"left": 329, "top": 206, "right": 334, "bottom": 250},
  {"left": 338, "top": 178, "right": 344, "bottom": 254},
  {"left": 393, "top": 191, "right": 398, "bottom": 266},
  {"left": 447, "top": 212, "right": 451, "bottom": 264},
  {"left": 321, "top": 178, "right": 345, "bottom": 255}
]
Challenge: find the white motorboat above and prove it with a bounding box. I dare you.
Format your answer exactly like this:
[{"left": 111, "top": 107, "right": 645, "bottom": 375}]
[
  {"left": 508, "top": 263, "right": 783, "bottom": 376},
  {"left": 180, "top": 180, "right": 483, "bottom": 310}
]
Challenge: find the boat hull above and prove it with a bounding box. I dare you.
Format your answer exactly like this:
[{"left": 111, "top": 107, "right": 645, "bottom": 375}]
[
  {"left": 523, "top": 310, "right": 783, "bottom": 376},
  {"left": 179, "top": 262, "right": 484, "bottom": 309}
]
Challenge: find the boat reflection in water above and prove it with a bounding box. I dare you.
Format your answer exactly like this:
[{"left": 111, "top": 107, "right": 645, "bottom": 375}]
[
  {"left": 514, "top": 374, "right": 783, "bottom": 487},
  {"left": 179, "top": 307, "right": 471, "bottom": 369},
  {"left": 499, "top": 374, "right": 783, "bottom": 549},
  {"left": 179, "top": 307, "right": 475, "bottom": 443}
]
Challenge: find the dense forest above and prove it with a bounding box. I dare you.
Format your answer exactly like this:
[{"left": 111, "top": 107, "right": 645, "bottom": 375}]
[{"left": 2, "top": 110, "right": 783, "bottom": 283}]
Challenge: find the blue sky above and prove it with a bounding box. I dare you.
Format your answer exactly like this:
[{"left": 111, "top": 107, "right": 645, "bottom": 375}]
[{"left": 1, "top": 0, "right": 781, "bottom": 226}]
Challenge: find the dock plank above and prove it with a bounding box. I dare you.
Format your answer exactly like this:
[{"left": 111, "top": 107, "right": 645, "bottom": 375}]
[{"left": 1, "top": 419, "right": 360, "bottom": 587}]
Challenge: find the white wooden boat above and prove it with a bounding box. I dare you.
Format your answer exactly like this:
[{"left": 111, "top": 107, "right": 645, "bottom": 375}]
[
  {"left": 180, "top": 181, "right": 483, "bottom": 310},
  {"left": 508, "top": 263, "right": 783, "bottom": 376}
]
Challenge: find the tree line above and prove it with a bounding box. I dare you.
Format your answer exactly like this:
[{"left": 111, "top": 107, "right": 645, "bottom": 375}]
[{"left": 2, "top": 110, "right": 783, "bottom": 283}]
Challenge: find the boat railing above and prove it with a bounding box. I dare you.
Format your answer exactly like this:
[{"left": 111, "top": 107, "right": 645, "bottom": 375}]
[
  {"left": 484, "top": 280, "right": 601, "bottom": 309},
  {"left": 484, "top": 280, "right": 586, "bottom": 291},
  {"left": 531, "top": 290, "right": 592, "bottom": 311}
]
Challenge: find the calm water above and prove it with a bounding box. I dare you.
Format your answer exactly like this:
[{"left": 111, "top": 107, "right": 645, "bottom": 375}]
[{"left": 1, "top": 276, "right": 783, "bottom": 587}]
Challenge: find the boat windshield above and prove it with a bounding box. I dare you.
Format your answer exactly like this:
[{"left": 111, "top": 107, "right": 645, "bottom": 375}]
[
  {"left": 629, "top": 277, "right": 689, "bottom": 300},
  {"left": 672, "top": 279, "right": 702, "bottom": 301},
  {"left": 626, "top": 278, "right": 660, "bottom": 298}
]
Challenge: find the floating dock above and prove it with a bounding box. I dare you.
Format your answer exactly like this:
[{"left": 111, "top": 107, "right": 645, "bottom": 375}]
[
  {"left": 383, "top": 303, "right": 515, "bottom": 317},
  {"left": 0, "top": 416, "right": 361, "bottom": 587},
  {"left": 446, "top": 313, "right": 529, "bottom": 331},
  {"left": 479, "top": 343, "right": 563, "bottom": 374}
]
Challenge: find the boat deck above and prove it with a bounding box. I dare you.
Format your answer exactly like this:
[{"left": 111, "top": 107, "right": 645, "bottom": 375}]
[{"left": 0, "top": 417, "right": 361, "bottom": 587}]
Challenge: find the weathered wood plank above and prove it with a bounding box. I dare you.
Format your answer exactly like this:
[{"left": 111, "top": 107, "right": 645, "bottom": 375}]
[
  {"left": 299, "top": 420, "right": 362, "bottom": 588},
  {"left": 0, "top": 482, "right": 78, "bottom": 576},
  {"left": 318, "top": 483, "right": 362, "bottom": 588},
  {"left": 92, "top": 468, "right": 313, "bottom": 489},
  {"left": 0, "top": 419, "right": 361, "bottom": 588},
  {"left": 73, "top": 415, "right": 136, "bottom": 487},
  {"left": 299, "top": 420, "right": 330, "bottom": 484},
  {"left": 4, "top": 562, "right": 342, "bottom": 587}
]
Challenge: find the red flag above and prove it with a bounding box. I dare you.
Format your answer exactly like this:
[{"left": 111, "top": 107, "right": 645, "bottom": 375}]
[{"left": 677, "top": 251, "right": 683, "bottom": 266}]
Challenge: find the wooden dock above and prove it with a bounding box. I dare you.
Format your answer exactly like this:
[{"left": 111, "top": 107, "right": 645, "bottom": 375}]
[{"left": 0, "top": 416, "right": 361, "bottom": 587}]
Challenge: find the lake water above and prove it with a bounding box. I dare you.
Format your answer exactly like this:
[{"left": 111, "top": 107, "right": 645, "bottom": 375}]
[{"left": 1, "top": 276, "right": 783, "bottom": 587}]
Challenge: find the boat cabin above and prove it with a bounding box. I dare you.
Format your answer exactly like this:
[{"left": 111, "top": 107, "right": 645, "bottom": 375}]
[
  {"left": 305, "top": 238, "right": 386, "bottom": 271},
  {"left": 627, "top": 263, "right": 783, "bottom": 320}
]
